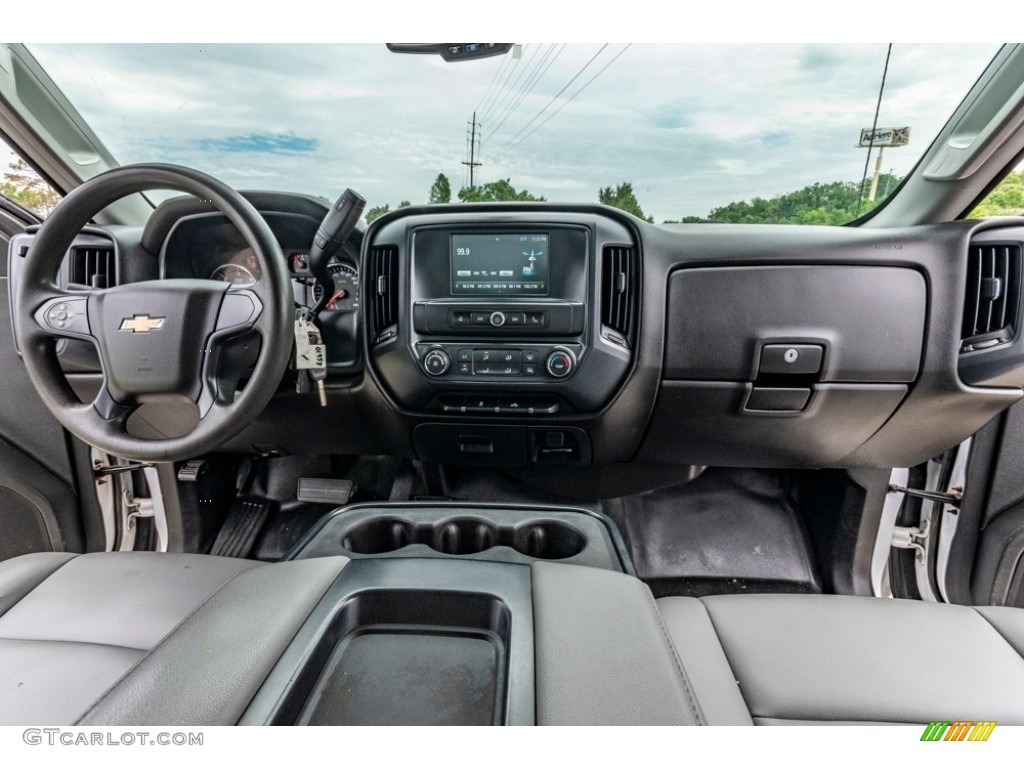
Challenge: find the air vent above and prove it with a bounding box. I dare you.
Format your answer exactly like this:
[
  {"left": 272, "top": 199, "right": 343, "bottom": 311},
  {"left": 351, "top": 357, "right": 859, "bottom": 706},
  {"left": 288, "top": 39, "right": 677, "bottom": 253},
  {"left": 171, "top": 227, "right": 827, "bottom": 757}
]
[
  {"left": 601, "top": 245, "right": 636, "bottom": 344},
  {"left": 961, "top": 243, "right": 1022, "bottom": 350},
  {"left": 68, "top": 245, "right": 116, "bottom": 288},
  {"left": 370, "top": 245, "right": 399, "bottom": 341}
]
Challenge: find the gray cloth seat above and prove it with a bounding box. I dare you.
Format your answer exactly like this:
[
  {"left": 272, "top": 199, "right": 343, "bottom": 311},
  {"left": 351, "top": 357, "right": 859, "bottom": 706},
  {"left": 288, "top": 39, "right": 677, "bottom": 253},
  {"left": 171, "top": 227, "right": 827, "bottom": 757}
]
[
  {"left": 0, "top": 551, "right": 348, "bottom": 725},
  {"left": 658, "top": 593, "right": 1024, "bottom": 725},
  {"left": 531, "top": 563, "right": 1024, "bottom": 726},
  {"left": 5, "top": 551, "right": 1024, "bottom": 726}
]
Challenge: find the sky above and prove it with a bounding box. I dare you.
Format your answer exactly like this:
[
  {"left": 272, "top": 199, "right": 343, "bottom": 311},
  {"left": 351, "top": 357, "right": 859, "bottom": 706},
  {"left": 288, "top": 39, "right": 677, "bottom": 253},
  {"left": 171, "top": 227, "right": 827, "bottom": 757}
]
[{"left": 11, "top": 42, "right": 1001, "bottom": 222}]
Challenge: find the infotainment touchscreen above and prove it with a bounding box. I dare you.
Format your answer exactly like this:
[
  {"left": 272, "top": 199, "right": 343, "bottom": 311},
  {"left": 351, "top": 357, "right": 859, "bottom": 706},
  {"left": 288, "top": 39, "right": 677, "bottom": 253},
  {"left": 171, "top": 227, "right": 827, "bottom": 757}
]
[{"left": 450, "top": 233, "right": 549, "bottom": 296}]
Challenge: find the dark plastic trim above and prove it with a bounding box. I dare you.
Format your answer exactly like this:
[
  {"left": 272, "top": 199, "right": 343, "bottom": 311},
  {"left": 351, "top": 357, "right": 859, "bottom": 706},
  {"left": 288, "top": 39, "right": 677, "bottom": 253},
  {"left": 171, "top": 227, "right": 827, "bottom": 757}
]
[
  {"left": 285, "top": 500, "right": 636, "bottom": 576},
  {"left": 239, "top": 557, "right": 535, "bottom": 726}
]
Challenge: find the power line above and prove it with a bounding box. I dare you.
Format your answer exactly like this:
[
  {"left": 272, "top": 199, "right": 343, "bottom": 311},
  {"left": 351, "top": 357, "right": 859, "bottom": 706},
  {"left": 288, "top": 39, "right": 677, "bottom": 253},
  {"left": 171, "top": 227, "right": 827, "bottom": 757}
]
[
  {"left": 492, "top": 44, "right": 630, "bottom": 161},
  {"left": 473, "top": 50, "right": 516, "bottom": 124},
  {"left": 483, "top": 44, "right": 563, "bottom": 146},
  {"left": 489, "top": 44, "right": 610, "bottom": 160},
  {"left": 478, "top": 44, "right": 528, "bottom": 128},
  {"left": 479, "top": 43, "right": 542, "bottom": 133},
  {"left": 856, "top": 44, "right": 893, "bottom": 218},
  {"left": 473, "top": 51, "right": 514, "bottom": 119},
  {"left": 483, "top": 44, "right": 556, "bottom": 144}
]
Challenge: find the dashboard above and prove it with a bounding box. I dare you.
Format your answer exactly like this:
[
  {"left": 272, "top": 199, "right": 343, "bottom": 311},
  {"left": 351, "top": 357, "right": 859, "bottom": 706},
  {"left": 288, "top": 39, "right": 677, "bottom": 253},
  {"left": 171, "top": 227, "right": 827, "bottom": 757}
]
[
  {"left": 159, "top": 205, "right": 361, "bottom": 313},
  {"left": 9, "top": 191, "right": 1024, "bottom": 490}
]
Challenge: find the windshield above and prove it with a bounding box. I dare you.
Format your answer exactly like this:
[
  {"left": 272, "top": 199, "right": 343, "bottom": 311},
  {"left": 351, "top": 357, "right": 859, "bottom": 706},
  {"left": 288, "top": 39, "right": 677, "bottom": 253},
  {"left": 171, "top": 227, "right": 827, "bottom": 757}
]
[{"left": 22, "top": 43, "right": 998, "bottom": 223}]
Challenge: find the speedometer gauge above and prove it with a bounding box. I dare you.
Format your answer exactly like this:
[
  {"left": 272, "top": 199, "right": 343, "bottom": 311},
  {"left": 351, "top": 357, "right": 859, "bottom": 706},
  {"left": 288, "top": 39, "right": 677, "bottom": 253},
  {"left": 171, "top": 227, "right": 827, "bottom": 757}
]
[
  {"left": 313, "top": 261, "right": 360, "bottom": 311},
  {"left": 210, "top": 262, "right": 257, "bottom": 286},
  {"left": 210, "top": 247, "right": 260, "bottom": 286}
]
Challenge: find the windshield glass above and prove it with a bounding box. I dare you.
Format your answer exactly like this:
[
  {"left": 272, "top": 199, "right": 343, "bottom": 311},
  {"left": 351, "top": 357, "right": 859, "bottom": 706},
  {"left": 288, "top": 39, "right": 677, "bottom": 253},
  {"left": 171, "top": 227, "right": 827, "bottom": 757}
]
[{"left": 23, "top": 43, "right": 998, "bottom": 223}]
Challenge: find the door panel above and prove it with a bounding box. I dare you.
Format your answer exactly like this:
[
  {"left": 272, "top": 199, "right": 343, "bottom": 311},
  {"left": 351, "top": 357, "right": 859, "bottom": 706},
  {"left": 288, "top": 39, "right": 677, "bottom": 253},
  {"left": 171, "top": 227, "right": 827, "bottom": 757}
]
[
  {"left": 962, "top": 399, "right": 1024, "bottom": 606},
  {"left": 0, "top": 192, "right": 83, "bottom": 560}
]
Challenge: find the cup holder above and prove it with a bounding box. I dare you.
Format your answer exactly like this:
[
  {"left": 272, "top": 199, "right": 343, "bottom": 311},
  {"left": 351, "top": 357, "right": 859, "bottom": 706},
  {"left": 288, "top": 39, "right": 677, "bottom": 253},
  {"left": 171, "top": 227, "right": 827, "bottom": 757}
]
[
  {"left": 341, "top": 519, "right": 414, "bottom": 555},
  {"left": 513, "top": 523, "right": 586, "bottom": 560},
  {"left": 341, "top": 517, "right": 586, "bottom": 560},
  {"left": 432, "top": 519, "right": 497, "bottom": 555}
]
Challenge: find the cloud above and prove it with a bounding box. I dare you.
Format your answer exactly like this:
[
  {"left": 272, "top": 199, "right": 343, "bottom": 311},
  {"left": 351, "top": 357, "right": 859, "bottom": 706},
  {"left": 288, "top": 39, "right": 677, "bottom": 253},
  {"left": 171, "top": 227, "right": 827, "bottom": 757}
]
[
  {"left": 196, "top": 133, "right": 319, "bottom": 154},
  {"left": 28, "top": 43, "right": 997, "bottom": 222}
]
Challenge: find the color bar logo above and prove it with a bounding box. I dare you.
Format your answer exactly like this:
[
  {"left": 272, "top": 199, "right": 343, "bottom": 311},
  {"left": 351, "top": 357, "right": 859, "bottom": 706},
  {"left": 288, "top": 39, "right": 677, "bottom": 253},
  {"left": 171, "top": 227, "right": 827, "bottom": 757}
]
[{"left": 921, "top": 721, "right": 996, "bottom": 741}]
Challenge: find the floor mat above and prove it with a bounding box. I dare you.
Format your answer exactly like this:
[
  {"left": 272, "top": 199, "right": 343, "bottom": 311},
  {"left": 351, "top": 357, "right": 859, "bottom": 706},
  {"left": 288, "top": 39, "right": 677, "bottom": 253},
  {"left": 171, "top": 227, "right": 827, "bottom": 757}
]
[
  {"left": 617, "top": 468, "right": 821, "bottom": 597},
  {"left": 251, "top": 502, "right": 336, "bottom": 561}
]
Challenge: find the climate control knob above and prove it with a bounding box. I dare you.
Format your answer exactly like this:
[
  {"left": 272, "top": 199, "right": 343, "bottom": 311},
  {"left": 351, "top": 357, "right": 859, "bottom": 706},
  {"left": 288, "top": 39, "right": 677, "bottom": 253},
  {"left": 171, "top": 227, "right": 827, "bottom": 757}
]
[
  {"left": 545, "top": 348, "right": 576, "bottom": 378},
  {"left": 422, "top": 348, "right": 451, "bottom": 376}
]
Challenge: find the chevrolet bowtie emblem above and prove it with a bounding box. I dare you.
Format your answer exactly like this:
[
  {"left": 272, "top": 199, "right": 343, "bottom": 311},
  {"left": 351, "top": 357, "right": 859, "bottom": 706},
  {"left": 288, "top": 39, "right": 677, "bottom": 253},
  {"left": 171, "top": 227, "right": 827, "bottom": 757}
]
[{"left": 119, "top": 315, "right": 165, "bottom": 333}]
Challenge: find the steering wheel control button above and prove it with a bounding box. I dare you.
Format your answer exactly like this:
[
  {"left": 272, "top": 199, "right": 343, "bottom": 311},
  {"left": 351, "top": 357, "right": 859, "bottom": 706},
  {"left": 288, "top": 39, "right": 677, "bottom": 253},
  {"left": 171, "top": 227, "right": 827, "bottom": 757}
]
[
  {"left": 759, "top": 344, "right": 824, "bottom": 376},
  {"left": 545, "top": 348, "right": 575, "bottom": 378},
  {"left": 489, "top": 311, "right": 506, "bottom": 327},
  {"left": 423, "top": 348, "right": 451, "bottom": 376},
  {"left": 39, "top": 297, "right": 90, "bottom": 337}
]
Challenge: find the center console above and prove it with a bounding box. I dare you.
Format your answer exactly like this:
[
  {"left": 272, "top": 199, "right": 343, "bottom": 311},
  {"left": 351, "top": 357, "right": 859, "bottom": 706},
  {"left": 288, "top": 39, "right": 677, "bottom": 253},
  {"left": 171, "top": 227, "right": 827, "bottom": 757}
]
[
  {"left": 238, "top": 502, "right": 685, "bottom": 727},
  {"left": 365, "top": 210, "right": 640, "bottom": 467}
]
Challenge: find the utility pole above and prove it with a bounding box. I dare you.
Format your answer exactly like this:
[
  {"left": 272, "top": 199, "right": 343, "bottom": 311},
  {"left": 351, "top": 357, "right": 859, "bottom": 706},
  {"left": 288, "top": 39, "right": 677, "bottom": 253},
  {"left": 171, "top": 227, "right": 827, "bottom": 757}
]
[
  {"left": 462, "top": 111, "right": 482, "bottom": 188},
  {"left": 868, "top": 145, "right": 885, "bottom": 202}
]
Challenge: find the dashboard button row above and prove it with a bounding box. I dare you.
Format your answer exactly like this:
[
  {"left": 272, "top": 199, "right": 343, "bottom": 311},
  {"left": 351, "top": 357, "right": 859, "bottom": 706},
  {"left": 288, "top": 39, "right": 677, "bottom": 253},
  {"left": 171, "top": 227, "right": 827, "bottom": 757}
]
[
  {"left": 438, "top": 395, "right": 559, "bottom": 415},
  {"left": 448, "top": 310, "right": 548, "bottom": 329},
  {"left": 423, "top": 345, "right": 577, "bottom": 378},
  {"left": 460, "top": 348, "right": 542, "bottom": 376}
]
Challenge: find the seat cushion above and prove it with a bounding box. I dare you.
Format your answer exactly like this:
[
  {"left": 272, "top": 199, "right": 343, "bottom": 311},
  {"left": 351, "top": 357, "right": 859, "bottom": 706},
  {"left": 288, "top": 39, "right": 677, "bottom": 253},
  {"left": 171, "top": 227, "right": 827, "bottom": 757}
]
[
  {"left": 659, "top": 593, "right": 1024, "bottom": 725},
  {"left": 0, "top": 551, "right": 347, "bottom": 725}
]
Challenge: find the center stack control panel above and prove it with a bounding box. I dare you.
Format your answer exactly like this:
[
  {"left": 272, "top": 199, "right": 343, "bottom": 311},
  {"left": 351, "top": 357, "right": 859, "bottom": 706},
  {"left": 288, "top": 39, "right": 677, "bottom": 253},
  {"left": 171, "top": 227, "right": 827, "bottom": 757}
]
[{"left": 366, "top": 212, "right": 637, "bottom": 418}]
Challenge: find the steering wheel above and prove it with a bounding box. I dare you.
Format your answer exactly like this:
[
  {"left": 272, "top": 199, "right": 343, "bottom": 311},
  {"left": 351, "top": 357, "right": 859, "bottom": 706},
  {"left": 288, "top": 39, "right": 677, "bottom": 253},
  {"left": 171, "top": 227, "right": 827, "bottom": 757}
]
[{"left": 15, "top": 164, "right": 294, "bottom": 462}]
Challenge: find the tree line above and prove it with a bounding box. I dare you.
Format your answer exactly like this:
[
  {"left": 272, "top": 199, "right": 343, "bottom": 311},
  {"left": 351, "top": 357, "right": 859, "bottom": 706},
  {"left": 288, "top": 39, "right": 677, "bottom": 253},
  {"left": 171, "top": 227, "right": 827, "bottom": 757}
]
[
  {"left": 366, "top": 174, "right": 655, "bottom": 223},
  {"left": 3, "top": 159, "right": 1021, "bottom": 224},
  {"left": 365, "top": 173, "right": 917, "bottom": 225}
]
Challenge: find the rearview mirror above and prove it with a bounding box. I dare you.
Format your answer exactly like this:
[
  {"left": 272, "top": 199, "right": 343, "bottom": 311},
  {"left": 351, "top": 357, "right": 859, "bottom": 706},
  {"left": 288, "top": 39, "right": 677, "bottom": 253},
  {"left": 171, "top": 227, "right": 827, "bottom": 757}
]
[{"left": 386, "top": 44, "right": 515, "bottom": 62}]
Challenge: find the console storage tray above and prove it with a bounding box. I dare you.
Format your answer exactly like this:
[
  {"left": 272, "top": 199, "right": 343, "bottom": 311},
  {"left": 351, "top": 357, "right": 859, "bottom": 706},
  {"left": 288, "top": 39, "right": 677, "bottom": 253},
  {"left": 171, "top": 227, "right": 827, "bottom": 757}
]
[
  {"left": 240, "top": 558, "right": 536, "bottom": 726},
  {"left": 296, "top": 590, "right": 507, "bottom": 725}
]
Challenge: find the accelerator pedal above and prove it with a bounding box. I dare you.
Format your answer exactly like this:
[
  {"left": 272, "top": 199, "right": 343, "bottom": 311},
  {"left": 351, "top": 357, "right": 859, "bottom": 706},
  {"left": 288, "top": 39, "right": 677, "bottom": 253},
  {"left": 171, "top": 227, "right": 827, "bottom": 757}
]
[{"left": 210, "top": 497, "right": 273, "bottom": 558}]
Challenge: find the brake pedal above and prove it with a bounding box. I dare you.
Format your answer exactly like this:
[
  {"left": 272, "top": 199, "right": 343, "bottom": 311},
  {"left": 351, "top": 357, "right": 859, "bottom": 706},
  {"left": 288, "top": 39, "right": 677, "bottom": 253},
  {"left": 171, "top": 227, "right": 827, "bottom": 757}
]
[{"left": 209, "top": 497, "right": 273, "bottom": 558}]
